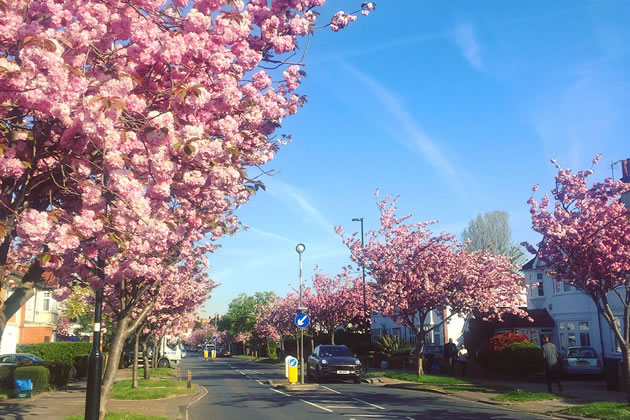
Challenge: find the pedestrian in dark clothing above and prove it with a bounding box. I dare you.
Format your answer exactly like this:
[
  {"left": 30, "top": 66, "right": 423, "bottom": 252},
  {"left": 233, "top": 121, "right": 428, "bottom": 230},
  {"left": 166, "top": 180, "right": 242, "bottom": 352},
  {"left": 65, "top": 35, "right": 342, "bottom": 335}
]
[
  {"left": 444, "top": 338, "right": 458, "bottom": 375},
  {"left": 542, "top": 336, "right": 563, "bottom": 394}
]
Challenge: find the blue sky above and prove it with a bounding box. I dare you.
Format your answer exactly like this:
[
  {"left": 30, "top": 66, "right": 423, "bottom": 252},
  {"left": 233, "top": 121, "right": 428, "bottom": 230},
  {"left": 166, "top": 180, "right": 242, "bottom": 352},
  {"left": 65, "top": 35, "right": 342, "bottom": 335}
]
[{"left": 202, "top": 0, "right": 629, "bottom": 317}]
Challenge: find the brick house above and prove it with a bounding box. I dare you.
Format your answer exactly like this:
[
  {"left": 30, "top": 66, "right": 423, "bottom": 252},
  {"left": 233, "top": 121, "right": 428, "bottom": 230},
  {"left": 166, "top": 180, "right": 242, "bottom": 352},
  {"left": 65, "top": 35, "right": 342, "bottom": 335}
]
[{"left": 1, "top": 267, "right": 60, "bottom": 353}]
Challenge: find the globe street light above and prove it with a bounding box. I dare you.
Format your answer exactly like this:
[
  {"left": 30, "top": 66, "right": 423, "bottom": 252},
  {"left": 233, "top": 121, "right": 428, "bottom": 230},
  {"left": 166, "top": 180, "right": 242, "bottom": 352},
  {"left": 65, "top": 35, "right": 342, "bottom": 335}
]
[{"left": 295, "top": 243, "right": 305, "bottom": 384}]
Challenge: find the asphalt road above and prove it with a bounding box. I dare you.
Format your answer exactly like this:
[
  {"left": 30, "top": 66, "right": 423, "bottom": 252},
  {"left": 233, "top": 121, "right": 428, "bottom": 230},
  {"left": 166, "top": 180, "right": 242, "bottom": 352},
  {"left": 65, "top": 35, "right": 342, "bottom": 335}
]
[{"left": 181, "top": 354, "right": 549, "bottom": 420}]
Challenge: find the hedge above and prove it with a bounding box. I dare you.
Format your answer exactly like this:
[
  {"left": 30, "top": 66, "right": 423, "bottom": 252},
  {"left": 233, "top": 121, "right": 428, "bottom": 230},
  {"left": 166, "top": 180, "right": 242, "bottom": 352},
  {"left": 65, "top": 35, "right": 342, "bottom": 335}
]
[
  {"left": 14, "top": 366, "right": 50, "bottom": 393},
  {"left": 46, "top": 361, "right": 73, "bottom": 388},
  {"left": 490, "top": 341, "right": 544, "bottom": 376},
  {"left": 0, "top": 365, "right": 16, "bottom": 388},
  {"left": 74, "top": 355, "right": 89, "bottom": 378},
  {"left": 17, "top": 342, "right": 92, "bottom": 365}
]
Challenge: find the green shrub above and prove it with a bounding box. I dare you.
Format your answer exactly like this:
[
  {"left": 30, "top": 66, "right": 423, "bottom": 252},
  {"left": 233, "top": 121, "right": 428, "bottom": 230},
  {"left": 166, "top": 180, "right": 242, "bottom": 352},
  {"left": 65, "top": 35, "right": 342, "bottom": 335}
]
[
  {"left": 490, "top": 341, "right": 544, "bottom": 376},
  {"left": 74, "top": 355, "right": 89, "bottom": 378},
  {"left": 375, "top": 335, "right": 404, "bottom": 360},
  {"left": 393, "top": 347, "right": 413, "bottom": 357},
  {"left": 46, "top": 361, "right": 73, "bottom": 388},
  {"left": 14, "top": 366, "right": 50, "bottom": 392},
  {"left": 17, "top": 342, "right": 92, "bottom": 365},
  {"left": 0, "top": 365, "right": 16, "bottom": 388}
]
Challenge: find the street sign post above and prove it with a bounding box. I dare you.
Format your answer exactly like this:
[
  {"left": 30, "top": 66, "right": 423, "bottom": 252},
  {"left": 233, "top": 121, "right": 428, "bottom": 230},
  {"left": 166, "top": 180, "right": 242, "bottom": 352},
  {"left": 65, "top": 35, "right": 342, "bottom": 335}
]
[{"left": 295, "top": 313, "right": 310, "bottom": 329}]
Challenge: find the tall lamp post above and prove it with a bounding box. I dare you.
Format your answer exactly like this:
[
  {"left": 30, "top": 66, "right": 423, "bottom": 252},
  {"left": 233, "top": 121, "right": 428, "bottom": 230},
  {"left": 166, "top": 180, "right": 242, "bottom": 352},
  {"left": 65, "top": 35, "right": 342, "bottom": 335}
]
[
  {"left": 86, "top": 175, "right": 108, "bottom": 420},
  {"left": 296, "top": 243, "right": 306, "bottom": 384},
  {"left": 352, "top": 217, "right": 368, "bottom": 373}
]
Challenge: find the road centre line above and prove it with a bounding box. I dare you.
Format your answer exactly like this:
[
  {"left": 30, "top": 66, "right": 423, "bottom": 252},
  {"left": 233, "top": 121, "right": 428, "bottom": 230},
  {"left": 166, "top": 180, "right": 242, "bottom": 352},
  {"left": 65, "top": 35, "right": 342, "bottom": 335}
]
[
  {"left": 321, "top": 385, "right": 342, "bottom": 394},
  {"left": 300, "top": 398, "right": 334, "bottom": 413},
  {"left": 256, "top": 380, "right": 264, "bottom": 385},
  {"left": 352, "top": 398, "right": 385, "bottom": 410}
]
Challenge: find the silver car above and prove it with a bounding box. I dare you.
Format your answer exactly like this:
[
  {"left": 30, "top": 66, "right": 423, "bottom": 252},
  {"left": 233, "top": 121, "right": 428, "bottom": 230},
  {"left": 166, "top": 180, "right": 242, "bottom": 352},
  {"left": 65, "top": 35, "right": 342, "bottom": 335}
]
[{"left": 562, "top": 347, "right": 602, "bottom": 375}]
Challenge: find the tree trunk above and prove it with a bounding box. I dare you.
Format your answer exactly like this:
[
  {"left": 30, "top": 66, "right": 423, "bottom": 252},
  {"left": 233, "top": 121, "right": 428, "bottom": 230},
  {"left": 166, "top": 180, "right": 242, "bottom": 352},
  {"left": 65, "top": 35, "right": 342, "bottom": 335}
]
[
  {"left": 100, "top": 317, "right": 130, "bottom": 420},
  {"left": 623, "top": 345, "right": 630, "bottom": 402},
  {"left": 415, "top": 337, "right": 425, "bottom": 377},
  {"left": 152, "top": 335, "right": 160, "bottom": 369},
  {"left": 0, "top": 262, "right": 43, "bottom": 347},
  {"left": 143, "top": 336, "right": 151, "bottom": 380},
  {"left": 331, "top": 329, "right": 335, "bottom": 345},
  {"left": 132, "top": 331, "right": 140, "bottom": 388}
]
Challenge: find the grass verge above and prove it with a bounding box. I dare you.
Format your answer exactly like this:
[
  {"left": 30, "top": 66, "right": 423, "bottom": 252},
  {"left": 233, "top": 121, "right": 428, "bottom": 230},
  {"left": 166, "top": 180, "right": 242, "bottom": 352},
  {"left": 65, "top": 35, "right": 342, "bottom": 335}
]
[
  {"left": 491, "top": 389, "right": 560, "bottom": 403},
  {"left": 111, "top": 378, "right": 195, "bottom": 400},
  {"left": 65, "top": 412, "right": 168, "bottom": 420},
  {"left": 563, "top": 402, "right": 630, "bottom": 419},
  {"left": 365, "top": 371, "right": 470, "bottom": 385}
]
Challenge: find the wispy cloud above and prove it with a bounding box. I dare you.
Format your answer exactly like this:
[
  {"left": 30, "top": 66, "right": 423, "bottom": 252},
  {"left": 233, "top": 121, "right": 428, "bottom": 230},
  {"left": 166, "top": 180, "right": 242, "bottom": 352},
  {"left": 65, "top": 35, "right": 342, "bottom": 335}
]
[
  {"left": 265, "top": 178, "right": 335, "bottom": 233},
  {"left": 340, "top": 63, "right": 473, "bottom": 204},
  {"left": 453, "top": 20, "right": 483, "bottom": 70},
  {"left": 247, "top": 227, "right": 297, "bottom": 244}
]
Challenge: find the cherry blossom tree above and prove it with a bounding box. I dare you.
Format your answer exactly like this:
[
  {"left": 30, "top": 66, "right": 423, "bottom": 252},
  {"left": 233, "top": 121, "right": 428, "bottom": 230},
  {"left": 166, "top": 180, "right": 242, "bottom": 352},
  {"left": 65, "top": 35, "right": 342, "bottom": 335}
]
[
  {"left": 338, "top": 192, "right": 525, "bottom": 375},
  {"left": 255, "top": 293, "right": 299, "bottom": 354},
  {"left": 0, "top": 0, "right": 375, "bottom": 344},
  {"left": 525, "top": 156, "right": 630, "bottom": 398},
  {"left": 308, "top": 267, "right": 369, "bottom": 344}
]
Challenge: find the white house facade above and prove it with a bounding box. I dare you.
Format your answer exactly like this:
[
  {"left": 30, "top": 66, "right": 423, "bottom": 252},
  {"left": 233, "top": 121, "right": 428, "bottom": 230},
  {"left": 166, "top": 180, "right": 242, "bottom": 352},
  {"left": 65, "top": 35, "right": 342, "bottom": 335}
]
[
  {"left": 521, "top": 256, "right": 623, "bottom": 360},
  {"left": 370, "top": 309, "right": 467, "bottom": 346}
]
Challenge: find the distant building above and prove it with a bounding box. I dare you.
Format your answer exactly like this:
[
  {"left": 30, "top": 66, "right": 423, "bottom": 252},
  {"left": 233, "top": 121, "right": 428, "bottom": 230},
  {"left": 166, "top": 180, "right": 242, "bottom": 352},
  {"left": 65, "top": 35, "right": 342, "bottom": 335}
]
[
  {"left": 0, "top": 267, "right": 60, "bottom": 353},
  {"left": 370, "top": 309, "right": 467, "bottom": 346}
]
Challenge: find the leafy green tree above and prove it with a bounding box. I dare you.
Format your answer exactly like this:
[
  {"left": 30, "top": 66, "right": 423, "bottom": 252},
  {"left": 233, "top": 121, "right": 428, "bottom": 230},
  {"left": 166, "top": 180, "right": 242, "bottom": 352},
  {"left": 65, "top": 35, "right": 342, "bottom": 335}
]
[
  {"left": 461, "top": 211, "right": 526, "bottom": 266},
  {"left": 219, "top": 292, "right": 276, "bottom": 337}
]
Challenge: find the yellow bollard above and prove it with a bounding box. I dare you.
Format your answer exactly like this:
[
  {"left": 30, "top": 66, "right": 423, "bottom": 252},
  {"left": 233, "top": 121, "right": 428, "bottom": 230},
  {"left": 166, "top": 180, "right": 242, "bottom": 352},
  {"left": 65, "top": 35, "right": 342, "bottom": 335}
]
[
  {"left": 211, "top": 349, "right": 216, "bottom": 359},
  {"left": 204, "top": 349, "right": 208, "bottom": 359},
  {"left": 288, "top": 360, "right": 298, "bottom": 384},
  {"left": 187, "top": 370, "right": 192, "bottom": 388}
]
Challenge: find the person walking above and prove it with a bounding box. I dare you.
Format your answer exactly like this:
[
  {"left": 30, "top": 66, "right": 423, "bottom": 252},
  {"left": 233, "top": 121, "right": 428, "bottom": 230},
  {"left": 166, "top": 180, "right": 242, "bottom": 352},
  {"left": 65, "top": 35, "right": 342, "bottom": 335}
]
[
  {"left": 542, "top": 336, "right": 563, "bottom": 394},
  {"left": 457, "top": 344, "right": 468, "bottom": 376},
  {"left": 444, "top": 338, "right": 457, "bottom": 375}
]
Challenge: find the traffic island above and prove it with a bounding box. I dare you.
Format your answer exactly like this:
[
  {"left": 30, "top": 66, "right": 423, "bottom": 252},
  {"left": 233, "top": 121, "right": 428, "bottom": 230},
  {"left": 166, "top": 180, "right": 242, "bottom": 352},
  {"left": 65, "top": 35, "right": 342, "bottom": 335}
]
[{"left": 268, "top": 378, "right": 320, "bottom": 391}]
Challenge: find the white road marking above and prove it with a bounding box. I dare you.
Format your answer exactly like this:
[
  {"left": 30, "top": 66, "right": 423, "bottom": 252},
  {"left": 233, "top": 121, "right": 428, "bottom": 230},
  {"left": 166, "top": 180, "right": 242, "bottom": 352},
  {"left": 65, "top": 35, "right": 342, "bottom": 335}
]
[
  {"left": 325, "top": 405, "right": 375, "bottom": 410},
  {"left": 256, "top": 380, "right": 264, "bottom": 385},
  {"left": 352, "top": 397, "right": 385, "bottom": 410},
  {"left": 321, "top": 385, "right": 342, "bottom": 394},
  {"left": 271, "top": 388, "right": 290, "bottom": 397},
  {"left": 300, "top": 398, "right": 334, "bottom": 413}
]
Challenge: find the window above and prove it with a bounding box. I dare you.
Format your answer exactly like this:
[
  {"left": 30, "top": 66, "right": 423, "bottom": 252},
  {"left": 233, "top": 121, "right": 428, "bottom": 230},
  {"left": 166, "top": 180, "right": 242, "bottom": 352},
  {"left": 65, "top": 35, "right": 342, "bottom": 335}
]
[
  {"left": 42, "top": 292, "right": 51, "bottom": 311},
  {"left": 537, "top": 282, "right": 544, "bottom": 297},
  {"left": 558, "top": 321, "right": 590, "bottom": 351},
  {"left": 392, "top": 328, "right": 401, "bottom": 339},
  {"left": 554, "top": 279, "right": 574, "bottom": 294},
  {"left": 537, "top": 273, "right": 543, "bottom": 280}
]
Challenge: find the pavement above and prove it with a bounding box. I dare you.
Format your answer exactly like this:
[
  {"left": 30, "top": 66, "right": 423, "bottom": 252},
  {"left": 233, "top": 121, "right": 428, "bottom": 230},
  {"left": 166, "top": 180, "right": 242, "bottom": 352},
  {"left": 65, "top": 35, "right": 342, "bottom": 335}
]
[
  {"left": 0, "top": 368, "right": 205, "bottom": 420},
  {"left": 0, "top": 362, "right": 626, "bottom": 420}
]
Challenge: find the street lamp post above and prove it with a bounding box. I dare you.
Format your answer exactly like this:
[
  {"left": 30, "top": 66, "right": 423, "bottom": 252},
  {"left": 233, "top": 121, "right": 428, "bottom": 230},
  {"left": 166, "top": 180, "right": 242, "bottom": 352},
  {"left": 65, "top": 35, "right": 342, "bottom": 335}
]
[
  {"left": 352, "top": 217, "right": 368, "bottom": 373},
  {"left": 85, "top": 175, "right": 108, "bottom": 420},
  {"left": 296, "top": 243, "right": 305, "bottom": 384}
]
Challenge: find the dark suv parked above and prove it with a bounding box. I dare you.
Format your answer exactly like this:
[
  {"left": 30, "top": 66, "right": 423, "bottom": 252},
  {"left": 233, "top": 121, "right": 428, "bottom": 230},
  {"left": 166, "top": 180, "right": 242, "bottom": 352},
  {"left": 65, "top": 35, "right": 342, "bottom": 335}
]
[{"left": 307, "top": 345, "right": 361, "bottom": 383}]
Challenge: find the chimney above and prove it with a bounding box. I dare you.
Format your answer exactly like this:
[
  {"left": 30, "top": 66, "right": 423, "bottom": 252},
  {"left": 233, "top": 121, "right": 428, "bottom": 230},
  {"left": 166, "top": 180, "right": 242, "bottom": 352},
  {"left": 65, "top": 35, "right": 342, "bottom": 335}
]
[
  {"left": 622, "top": 159, "right": 630, "bottom": 183},
  {"left": 621, "top": 158, "right": 630, "bottom": 208}
]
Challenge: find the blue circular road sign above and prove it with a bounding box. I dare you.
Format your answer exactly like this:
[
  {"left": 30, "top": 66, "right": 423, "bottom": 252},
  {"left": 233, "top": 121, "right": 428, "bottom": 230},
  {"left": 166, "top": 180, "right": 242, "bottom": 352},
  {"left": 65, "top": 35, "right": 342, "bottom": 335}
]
[
  {"left": 295, "top": 313, "right": 310, "bottom": 328},
  {"left": 289, "top": 358, "right": 298, "bottom": 367}
]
